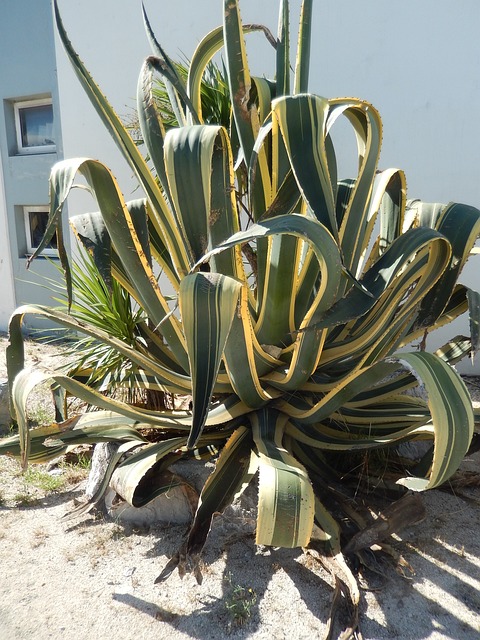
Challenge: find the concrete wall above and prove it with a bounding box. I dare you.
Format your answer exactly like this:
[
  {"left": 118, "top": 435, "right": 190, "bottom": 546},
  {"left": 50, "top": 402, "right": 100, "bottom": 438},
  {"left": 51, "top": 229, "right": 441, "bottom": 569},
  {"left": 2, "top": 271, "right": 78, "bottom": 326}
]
[
  {"left": 0, "top": 0, "right": 65, "bottom": 334},
  {"left": 53, "top": 0, "right": 480, "bottom": 207},
  {"left": 52, "top": 0, "right": 480, "bottom": 371}
]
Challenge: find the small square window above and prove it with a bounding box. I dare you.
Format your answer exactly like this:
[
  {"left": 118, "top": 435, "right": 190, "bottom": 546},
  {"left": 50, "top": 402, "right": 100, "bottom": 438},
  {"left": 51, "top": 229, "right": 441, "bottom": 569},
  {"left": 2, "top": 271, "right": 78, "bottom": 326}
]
[
  {"left": 14, "top": 98, "right": 55, "bottom": 154},
  {"left": 24, "top": 206, "right": 57, "bottom": 256}
]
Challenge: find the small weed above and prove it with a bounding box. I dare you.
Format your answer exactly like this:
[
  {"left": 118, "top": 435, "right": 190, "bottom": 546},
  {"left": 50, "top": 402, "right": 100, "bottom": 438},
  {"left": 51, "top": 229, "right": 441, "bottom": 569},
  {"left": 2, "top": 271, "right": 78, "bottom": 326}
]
[
  {"left": 59, "top": 447, "right": 92, "bottom": 485},
  {"left": 23, "top": 467, "right": 66, "bottom": 493},
  {"left": 13, "top": 490, "right": 39, "bottom": 507},
  {"left": 223, "top": 573, "right": 257, "bottom": 628},
  {"left": 154, "top": 606, "right": 180, "bottom": 623},
  {"left": 74, "top": 451, "right": 92, "bottom": 469},
  {"left": 27, "top": 404, "right": 55, "bottom": 427},
  {"left": 60, "top": 462, "right": 89, "bottom": 486}
]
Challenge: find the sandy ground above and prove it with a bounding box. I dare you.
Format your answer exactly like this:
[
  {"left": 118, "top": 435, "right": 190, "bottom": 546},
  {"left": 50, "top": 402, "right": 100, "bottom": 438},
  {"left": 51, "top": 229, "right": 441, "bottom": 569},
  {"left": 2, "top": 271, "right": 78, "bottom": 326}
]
[{"left": 1, "top": 337, "right": 480, "bottom": 640}]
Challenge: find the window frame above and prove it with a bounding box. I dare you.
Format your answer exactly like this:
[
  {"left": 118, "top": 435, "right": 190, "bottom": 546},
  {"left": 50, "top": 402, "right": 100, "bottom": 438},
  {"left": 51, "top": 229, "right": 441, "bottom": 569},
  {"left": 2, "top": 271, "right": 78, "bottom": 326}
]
[
  {"left": 23, "top": 205, "right": 58, "bottom": 257},
  {"left": 14, "top": 97, "right": 55, "bottom": 155}
]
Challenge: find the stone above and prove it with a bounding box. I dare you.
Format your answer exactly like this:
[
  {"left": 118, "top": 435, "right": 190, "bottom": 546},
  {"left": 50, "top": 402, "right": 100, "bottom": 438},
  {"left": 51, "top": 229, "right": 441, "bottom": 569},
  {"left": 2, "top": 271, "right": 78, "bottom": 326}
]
[
  {"left": 85, "top": 443, "right": 202, "bottom": 527},
  {"left": 104, "top": 484, "right": 194, "bottom": 526},
  {"left": 85, "top": 442, "right": 119, "bottom": 499}
]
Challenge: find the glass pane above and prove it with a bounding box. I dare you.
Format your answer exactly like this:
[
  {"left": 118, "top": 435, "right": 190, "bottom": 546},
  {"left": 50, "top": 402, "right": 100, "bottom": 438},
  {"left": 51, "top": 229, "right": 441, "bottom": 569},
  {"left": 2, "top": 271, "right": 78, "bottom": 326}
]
[
  {"left": 19, "top": 104, "right": 54, "bottom": 148},
  {"left": 28, "top": 211, "right": 57, "bottom": 250}
]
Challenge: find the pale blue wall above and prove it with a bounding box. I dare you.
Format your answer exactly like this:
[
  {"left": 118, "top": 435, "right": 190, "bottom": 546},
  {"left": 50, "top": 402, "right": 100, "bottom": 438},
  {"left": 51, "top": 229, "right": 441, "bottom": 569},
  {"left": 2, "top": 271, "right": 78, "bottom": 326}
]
[{"left": 0, "top": 0, "right": 65, "bottom": 333}]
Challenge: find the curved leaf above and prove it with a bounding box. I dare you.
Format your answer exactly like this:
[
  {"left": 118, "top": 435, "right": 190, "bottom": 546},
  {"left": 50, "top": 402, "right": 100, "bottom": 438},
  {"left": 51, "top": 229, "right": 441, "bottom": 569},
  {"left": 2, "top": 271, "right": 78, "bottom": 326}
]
[
  {"left": 164, "top": 125, "right": 242, "bottom": 277},
  {"left": 179, "top": 272, "right": 242, "bottom": 447},
  {"left": 395, "top": 352, "right": 474, "bottom": 490},
  {"left": 53, "top": 0, "right": 192, "bottom": 278},
  {"left": 49, "top": 158, "right": 189, "bottom": 369},
  {"left": 252, "top": 408, "right": 314, "bottom": 547}
]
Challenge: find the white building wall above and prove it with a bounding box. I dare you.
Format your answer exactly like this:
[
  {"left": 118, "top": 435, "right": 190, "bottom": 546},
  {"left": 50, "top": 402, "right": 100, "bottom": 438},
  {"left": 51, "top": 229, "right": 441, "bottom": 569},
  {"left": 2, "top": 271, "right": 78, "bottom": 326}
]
[
  {"left": 53, "top": 0, "right": 480, "bottom": 371},
  {"left": 53, "top": 0, "right": 480, "bottom": 207}
]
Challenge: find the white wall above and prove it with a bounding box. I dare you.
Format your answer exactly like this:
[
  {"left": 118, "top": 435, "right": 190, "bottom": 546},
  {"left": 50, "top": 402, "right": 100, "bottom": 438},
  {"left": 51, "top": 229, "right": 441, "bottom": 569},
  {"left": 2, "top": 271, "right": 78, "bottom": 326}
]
[
  {"left": 54, "top": 0, "right": 480, "bottom": 207},
  {"left": 54, "top": 0, "right": 285, "bottom": 202},
  {"left": 53, "top": 0, "right": 480, "bottom": 371}
]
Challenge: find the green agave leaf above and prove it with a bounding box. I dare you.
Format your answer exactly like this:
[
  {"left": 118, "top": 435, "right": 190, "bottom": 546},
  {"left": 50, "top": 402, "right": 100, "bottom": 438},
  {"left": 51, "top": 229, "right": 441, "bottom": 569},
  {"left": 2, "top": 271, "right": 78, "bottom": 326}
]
[
  {"left": 179, "top": 272, "right": 242, "bottom": 448},
  {"left": 44, "top": 426, "right": 147, "bottom": 447},
  {"left": 406, "top": 199, "right": 445, "bottom": 230},
  {"left": 377, "top": 169, "right": 406, "bottom": 255},
  {"left": 313, "top": 227, "right": 450, "bottom": 334},
  {"left": 272, "top": 95, "right": 337, "bottom": 237},
  {"left": 8, "top": 366, "right": 195, "bottom": 460},
  {"left": 394, "top": 352, "right": 474, "bottom": 490},
  {"left": 255, "top": 233, "right": 300, "bottom": 346},
  {"left": 8, "top": 369, "right": 149, "bottom": 468},
  {"left": 0, "top": 424, "right": 68, "bottom": 463},
  {"left": 186, "top": 425, "right": 256, "bottom": 552},
  {"left": 329, "top": 400, "right": 430, "bottom": 432},
  {"left": 356, "top": 231, "right": 452, "bottom": 367},
  {"left": 199, "top": 214, "right": 343, "bottom": 390},
  {"left": 49, "top": 158, "right": 189, "bottom": 369},
  {"left": 467, "top": 288, "right": 480, "bottom": 356},
  {"left": 164, "top": 125, "right": 241, "bottom": 277},
  {"left": 141, "top": 4, "right": 198, "bottom": 125},
  {"left": 276, "top": 0, "right": 290, "bottom": 97},
  {"left": 252, "top": 76, "right": 276, "bottom": 126},
  {"left": 70, "top": 210, "right": 112, "bottom": 291},
  {"left": 10, "top": 368, "right": 50, "bottom": 469},
  {"left": 71, "top": 199, "right": 159, "bottom": 296},
  {"left": 329, "top": 99, "right": 382, "bottom": 274},
  {"left": 223, "top": 0, "right": 258, "bottom": 168},
  {"left": 188, "top": 23, "right": 274, "bottom": 123},
  {"left": 312, "top": 497, "right": 341, "bottom": 552},
  {"left": 400, "top": 284, "right": 469, "bottom": 348},
  {"left": 53, "top": 0, "right": 192, "bottom": 279},
  {"left": 223, "top": 0, "right": 272, "bottom": 221},
  {"left": 286, "top": 419, "right": 432, "bottom": 451},
  {"left": 435, "top": 335, "right": 473, "bottom": 367},
  {"left": 252, "top": 408, "right": 314, "bottom": 547},
  {"left": 188, "top": 25, "right": 225, "bottom": 123},
  {"left": 414, "top": 202, "right": 480, "bottom": 330},
  {"left": 318, "top": 335, "right": 472, "bottom": 411},
  {"left": 137, "top": 59, "right": 172, "bottom": 202},
  {"left": 277, "top": 360, "right": 401, "bottom": 424},
  {"left": 223, "top": 285, "right": 282, "bottom": 408},
  {"left": 64, "top": 440, "right": 141, "bottom": 521},
  {"left": 294, "top": 0, "right": 313, "bottom": 94},
  {"left": 156, "top": 425, "right": 256, "bottom": 583},
  {"left": 8, "top": 305, "right": 192, "bottom": 394}
]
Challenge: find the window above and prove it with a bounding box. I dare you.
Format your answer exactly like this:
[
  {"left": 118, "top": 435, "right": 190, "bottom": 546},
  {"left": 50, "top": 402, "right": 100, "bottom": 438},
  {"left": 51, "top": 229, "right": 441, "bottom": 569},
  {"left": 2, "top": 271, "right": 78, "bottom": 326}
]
[
  {"left": 14, "top": 98, "right": 55, "bottom": 154},
  {"left": 23, "top": 206, "right": 57, "bottom": 256}
]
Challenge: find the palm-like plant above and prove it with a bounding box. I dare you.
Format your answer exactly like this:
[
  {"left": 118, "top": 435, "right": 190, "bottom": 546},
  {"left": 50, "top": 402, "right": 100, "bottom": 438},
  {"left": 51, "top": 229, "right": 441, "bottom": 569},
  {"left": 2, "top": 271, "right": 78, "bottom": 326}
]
[
  {"left": 47, "top": 245, "right": 148, "bottom": 397},
  {"left": 4, "top": 0, "right": 480, "bottom": 630}
]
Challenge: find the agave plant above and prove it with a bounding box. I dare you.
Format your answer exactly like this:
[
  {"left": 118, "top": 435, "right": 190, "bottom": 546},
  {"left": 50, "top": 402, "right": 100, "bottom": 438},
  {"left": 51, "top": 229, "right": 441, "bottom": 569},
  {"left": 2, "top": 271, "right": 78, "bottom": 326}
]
[{"left": 4, "top": 0, "right": 480, "bottom": 631}]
